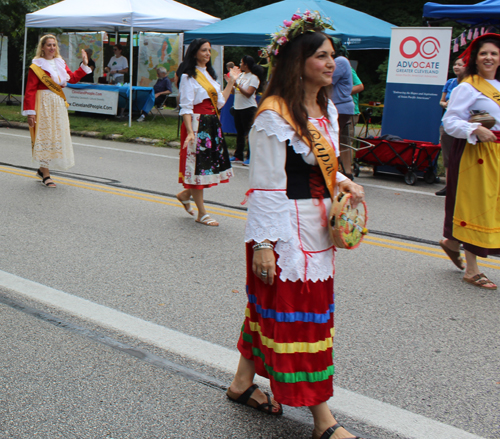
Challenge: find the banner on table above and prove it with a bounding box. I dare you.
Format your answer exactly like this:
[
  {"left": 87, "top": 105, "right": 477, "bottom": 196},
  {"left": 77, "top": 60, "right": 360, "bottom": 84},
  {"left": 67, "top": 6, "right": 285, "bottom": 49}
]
[
  {"left": 63, "top": 87, "right": 118, "bottom": 115},
  {"left": 0, "top": 36, "right": 8, "bottom": 82},
  {"left": 57, "top": 33, "right": 104, "bottom": 82},
  {"left": 381, "top": 27, "right": 453, "bottom": 143},
  {"left": 138, "top": 33, "right": 183, "bottom": 95}
]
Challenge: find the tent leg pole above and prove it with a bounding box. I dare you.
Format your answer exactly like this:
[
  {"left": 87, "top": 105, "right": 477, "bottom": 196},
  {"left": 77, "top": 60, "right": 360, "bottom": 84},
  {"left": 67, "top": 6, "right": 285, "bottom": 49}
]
[
  {"left": 21, "top": 26, "right": 28, "bottom": 105},
  {"left": 129, "top": 27, "right": 133, "bottom": 128}
]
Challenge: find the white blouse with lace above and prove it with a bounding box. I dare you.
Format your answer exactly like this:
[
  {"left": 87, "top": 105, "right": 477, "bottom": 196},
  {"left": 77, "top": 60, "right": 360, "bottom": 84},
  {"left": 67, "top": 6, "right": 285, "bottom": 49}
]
[
  {"left": 179, "top": 66, "right": 225, "bottom": 116},
  {"left": 245, "top": 101, "right": 347, "bottom": 283}
]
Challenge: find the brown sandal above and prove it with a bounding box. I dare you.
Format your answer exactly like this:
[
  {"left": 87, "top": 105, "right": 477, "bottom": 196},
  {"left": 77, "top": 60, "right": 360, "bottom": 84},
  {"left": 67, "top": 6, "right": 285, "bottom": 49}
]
[
  {"left": 313, "top": 423, "right": 364, "bottom": 439},
  {"left": 439, "top": 239, "right": 465, "bottom": 270},
  {"left": 463, "top": 273, "right": 497, "bottom": 290},
  {"left": 227, "top": 384, "right": 282, "bottom": 415}
]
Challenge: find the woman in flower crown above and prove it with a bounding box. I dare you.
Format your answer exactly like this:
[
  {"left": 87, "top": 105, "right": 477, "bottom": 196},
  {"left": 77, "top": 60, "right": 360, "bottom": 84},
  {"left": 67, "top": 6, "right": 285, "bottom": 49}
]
[
  {"left": 439, "top": 33, "right": 500, "bottom": 290},
  {"left": 227, "top": 11, "right": 365, "bottom": 439}
]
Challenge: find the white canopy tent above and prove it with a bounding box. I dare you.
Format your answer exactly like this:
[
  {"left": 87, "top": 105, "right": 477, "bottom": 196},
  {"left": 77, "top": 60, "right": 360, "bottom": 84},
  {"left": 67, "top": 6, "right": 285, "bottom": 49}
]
[{"left": 23, "top": 0, "right": 219, "bottom": 126}]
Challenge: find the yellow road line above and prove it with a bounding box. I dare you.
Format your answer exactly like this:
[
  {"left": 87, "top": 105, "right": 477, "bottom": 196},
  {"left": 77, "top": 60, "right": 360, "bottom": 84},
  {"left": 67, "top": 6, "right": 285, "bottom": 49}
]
[
  {"left": 364, "top": 240, "right": 500, "bottom": 270},
  {"left": 363, "top": 235, "right": 500, "bottom": 267},
  {"left": 0, "top": 166, "right": 247, "bottom": 220},
  {"left": 366, "top": 235, "right": 444, "bottom": 251},
  {"left": 2, "top": 165, "right": 500, "bottom": 270}
]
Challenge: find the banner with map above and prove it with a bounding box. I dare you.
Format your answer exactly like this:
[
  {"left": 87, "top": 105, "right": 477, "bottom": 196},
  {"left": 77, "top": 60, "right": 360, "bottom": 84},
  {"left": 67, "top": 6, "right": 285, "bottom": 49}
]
[
  {"left": 0, "top": 36, "right": 8, "bottom": 82},
  {"left": 57, "top": 33, "right": 104, "bottom": 81},
  {"left": 138, "top": 33, "right": 183, "bottom": 95},
  {"left": 210, "top": 45, "right": 224, "bottom": 88}
]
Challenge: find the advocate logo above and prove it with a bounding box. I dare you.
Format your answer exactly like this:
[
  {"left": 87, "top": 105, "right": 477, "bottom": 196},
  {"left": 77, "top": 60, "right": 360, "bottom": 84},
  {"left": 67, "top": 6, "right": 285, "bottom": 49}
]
[
  {"left": 399, "top": 36, "right": 440, "bottom": 59},
  {"left": 396, "top": 36, "right": 441, "bottom": 74}
]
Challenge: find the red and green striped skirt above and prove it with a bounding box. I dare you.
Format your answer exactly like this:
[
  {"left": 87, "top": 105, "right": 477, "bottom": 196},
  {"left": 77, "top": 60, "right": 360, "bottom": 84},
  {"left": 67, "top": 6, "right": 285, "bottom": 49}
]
[{"left": 237, "top": 243, "right": 335, "bottom": 407}]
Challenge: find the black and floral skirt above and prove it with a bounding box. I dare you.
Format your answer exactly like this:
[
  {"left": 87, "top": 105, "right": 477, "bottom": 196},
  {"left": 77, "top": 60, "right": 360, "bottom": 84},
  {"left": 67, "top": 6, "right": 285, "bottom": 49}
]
[{"left": 179, "top": 110, "right": 233, "bottom": 189}]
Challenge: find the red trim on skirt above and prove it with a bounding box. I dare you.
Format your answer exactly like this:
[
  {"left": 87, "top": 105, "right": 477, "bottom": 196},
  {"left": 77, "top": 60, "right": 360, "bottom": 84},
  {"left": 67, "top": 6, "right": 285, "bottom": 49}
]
[
  {"left": 237, "top": 243, "right": 335, "bottom": 407},
  {"left": 179, "top": 99, "right": 228, "bottom": 189}
]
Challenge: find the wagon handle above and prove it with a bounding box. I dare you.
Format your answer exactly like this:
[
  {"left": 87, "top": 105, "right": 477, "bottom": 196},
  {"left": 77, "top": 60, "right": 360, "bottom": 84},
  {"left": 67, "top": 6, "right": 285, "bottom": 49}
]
[{"left": 339, "top": 136, "right": 375, "bottom": 151}]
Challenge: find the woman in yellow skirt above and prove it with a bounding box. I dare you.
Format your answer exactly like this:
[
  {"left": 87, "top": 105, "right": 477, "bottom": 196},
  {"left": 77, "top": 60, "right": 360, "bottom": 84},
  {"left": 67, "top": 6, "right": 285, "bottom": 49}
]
[{"left": 440, "top": 33, "right": 500, "bottom": 290}]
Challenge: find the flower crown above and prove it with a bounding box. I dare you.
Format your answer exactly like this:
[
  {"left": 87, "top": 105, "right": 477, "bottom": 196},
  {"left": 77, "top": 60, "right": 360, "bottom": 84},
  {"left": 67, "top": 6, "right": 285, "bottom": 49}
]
[{"left": 259, "top": 10, "right": 334, "bottom": 62}]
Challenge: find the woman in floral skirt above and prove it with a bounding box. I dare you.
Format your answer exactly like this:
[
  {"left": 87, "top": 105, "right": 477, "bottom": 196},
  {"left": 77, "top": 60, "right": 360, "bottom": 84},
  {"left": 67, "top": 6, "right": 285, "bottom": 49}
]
[{"left": 177, "top": 38, "right": 238, "bottom": 226}]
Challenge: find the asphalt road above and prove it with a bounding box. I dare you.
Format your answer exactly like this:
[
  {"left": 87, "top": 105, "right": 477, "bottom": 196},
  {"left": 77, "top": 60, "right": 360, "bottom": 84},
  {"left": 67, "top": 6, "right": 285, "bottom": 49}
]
[{"left": 0, "top": 127, "right": 498, "bottom": 439}]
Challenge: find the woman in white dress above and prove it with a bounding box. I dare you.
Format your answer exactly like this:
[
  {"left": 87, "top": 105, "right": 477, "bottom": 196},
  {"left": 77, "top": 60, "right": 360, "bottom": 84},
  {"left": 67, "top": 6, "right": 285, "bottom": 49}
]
[
  {"left": 440, "top": 33, "right": 500, "bottom": 290},
  {"left": 23, "top": 34, "right": 91, "bottom": 187}
]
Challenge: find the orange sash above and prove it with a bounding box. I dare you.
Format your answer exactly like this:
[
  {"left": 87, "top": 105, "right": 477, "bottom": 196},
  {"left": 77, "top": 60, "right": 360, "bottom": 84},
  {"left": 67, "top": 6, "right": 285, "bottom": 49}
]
[
  {"left": 256, "top": 96, "right": 338, "bottom": 199},
  {"left": 29, "top": 63, "right": 69, "bottom": 108},
  {"left": 463, "top": 75, "right": 500, "bottom": 106},
  {"left": 28, "top": 63, "right": 69, "bottom": 147},
  {"left": 195, "top": 71, "right": 220, "bottom": 118}
]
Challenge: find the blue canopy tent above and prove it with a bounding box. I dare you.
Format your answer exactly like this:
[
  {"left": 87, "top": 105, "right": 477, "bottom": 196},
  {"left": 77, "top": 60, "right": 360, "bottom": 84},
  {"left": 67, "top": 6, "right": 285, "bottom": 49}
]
[
  {"left": 184, "top": 0, "right": 395, "bottom": 50},
  {"left": 423, "top": 0, "right": 500, "bottom": 25}
]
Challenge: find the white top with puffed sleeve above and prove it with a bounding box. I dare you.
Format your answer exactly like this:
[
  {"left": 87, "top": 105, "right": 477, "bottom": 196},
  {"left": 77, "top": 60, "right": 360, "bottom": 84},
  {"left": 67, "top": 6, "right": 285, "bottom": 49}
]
[
  {"left": 179, "top": 66, "right": 225, "bottom": 116},
  {"left": 443, "top": 79, "right": 500, "bottom": 144}
]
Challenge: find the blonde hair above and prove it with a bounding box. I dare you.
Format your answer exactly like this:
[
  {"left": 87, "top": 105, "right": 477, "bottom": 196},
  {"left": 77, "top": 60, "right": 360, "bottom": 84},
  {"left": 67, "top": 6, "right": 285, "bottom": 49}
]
[{"left": 35, "top": 34, "right": 61, "bottom": 59}]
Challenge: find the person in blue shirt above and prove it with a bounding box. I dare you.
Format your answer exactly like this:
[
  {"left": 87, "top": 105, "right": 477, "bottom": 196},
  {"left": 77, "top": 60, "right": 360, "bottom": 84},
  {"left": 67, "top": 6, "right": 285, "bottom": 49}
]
[
  {"left": 137, "top": 66, "right": 173, "bottom": 122},
  {"left": 330, "top": 40, "right": 355, "bottom": 178},
  {"left": 435, "top": 58, "right": 466, "bottom": 195}
]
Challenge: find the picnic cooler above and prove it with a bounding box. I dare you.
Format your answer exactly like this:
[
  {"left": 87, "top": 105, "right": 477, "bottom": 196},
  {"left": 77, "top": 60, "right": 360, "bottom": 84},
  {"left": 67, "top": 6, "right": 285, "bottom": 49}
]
[{"left": 353, "top": 137, "right": 441, "bottom": 185}]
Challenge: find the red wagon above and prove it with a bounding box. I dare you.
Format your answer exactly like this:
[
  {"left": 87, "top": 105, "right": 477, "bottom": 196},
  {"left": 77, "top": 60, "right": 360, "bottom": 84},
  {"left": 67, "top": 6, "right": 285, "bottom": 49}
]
[{"left": 353, "top": 137, "right": 441, "bottom": 185}]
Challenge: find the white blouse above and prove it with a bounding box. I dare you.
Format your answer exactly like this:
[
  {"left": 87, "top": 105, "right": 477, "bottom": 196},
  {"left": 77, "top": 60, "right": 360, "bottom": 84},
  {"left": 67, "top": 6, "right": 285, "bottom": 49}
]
[
  {"left": 443, "top": 79, "right": 500, "bottom": 144},
  {"left": 179, "top": 66, "right": 225, "bottom": 116},
  {"left": 245, "top": 100, "right": 347, "bottom": 283}
]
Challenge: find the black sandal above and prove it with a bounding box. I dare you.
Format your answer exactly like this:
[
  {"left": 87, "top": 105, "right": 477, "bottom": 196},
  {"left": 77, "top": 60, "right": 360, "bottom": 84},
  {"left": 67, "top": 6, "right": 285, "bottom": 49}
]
[
  {"left": 35, "top": 169, "right": 43, "bottom": 180},
  {"left": 227, "top": 384, "right": 283, "bottom": 415},
  {"left": 316, "top": 423, "right": 364, "bottom": 439},
  {"left": 42, "top": 176, "right": 56, "bottom": 188}
]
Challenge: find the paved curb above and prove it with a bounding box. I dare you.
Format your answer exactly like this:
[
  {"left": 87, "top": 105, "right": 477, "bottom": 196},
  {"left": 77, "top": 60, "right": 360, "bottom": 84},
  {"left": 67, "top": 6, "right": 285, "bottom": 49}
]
[{"left": 0, "top": 120, "right": 181, "bottom": 148}]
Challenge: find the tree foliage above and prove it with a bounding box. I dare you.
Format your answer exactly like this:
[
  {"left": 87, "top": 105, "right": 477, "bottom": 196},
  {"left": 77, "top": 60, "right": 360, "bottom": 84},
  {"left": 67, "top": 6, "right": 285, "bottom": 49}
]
[
  {"left": 1, "top": 0, "right": 484, "bottom": 98},
  {"left": 0, "top": 0, "right": 59, "bottom": 94},
  {"left": 179, "top": 0, "right": 279, "bottom": 20},
  {"left": 177, "top": 0, "right": 484, "bottom": 103}
]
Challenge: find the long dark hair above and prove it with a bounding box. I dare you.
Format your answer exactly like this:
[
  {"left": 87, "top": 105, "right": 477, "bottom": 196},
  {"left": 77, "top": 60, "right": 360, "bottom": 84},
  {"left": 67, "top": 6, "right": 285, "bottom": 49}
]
[
  {"left": 183, "top": 38, "right": 217, "bottom": 81},
  {"left": 241, "top": 55, "right": 265, "bottom": 92},
  {"left": 261, "top": 31, "right": 333, "bottom": 145},
  {"left": 465, "top": 37, "right": 500, "bottom": 80}
]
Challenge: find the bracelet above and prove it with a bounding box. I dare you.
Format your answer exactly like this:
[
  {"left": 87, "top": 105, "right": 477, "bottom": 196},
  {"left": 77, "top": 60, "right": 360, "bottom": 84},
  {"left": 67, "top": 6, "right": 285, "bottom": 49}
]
[{"left": 253, "top": 242, "right": 274, "bottom": 251}]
